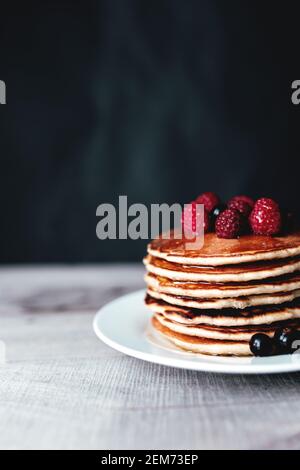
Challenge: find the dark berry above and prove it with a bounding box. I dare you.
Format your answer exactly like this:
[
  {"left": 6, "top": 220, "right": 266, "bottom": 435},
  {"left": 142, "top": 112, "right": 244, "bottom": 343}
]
[
  {"left": 274, "top": 328, "right": 300, "bottom": 354},
  {"left": 212, "top": 204, "right": 227, "bottom": 219},
  {"left": 195, "top": 192, "right": 220, "bottom": 213},
  {"left": 250, "top": 333, "right": 274, "bottom": 357},
  {"left": 249, "top": 198, "right": 282, "bottom": 236},
  {"left": 215, "top": 209, "right": 242, "bottom": 239}
]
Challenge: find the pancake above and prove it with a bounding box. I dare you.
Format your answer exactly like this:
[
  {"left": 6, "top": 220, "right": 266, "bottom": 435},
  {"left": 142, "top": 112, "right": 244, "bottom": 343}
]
[
  {"left": 146, "top": 295, "right": 300, "bottom": 326},
  {"left": 147, "top": 287, "right": 300, "bottom": 310},
  {"left": 152, "top": 316, "right": 251, "bottom": 356},
  {"left": 145, "top": 227, "right": 300, "bottom": 356},
  {"left": 148, "top": 230, "right": 300, "bottom": 266},
  {"left": 144, "top": 254, "right": 300, "bottom": 282},
  {"left": 145, "top": 272, "right": 300, "bottom": 298},
  {"left": 154, "top": 312, "right": 300, "bottom": 341}
]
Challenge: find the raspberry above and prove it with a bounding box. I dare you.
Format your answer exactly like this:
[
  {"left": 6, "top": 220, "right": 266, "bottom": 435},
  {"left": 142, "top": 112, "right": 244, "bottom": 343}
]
[
  {"left": 249, "top": 198, "right": 281, "bottom": 235},
  {"left": 181, "top": 202, "right": 210, "bottom": 235},
  {"left": 254, "top": 197, "right": 279, "bottom": 212},
  {"left": 227, "top": 198, "right": 252, "bottom": 217},
  {"left": 195, "top": 192, "right": 220, "bottom": 213},
  {"left": 215, "top": 209, "right": 242, "bottom": 239},
  {"left": 228, "top": 195, "right": 254, "bottom": 209}
]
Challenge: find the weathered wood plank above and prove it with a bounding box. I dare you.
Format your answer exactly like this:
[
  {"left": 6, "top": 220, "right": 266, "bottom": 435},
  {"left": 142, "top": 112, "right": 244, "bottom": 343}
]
[{"left": 0, "top": 265, "right": 299, "bottom": 450}]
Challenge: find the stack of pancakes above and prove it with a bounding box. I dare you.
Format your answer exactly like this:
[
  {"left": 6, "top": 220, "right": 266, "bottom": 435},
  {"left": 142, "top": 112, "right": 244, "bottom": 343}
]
[{"left": 144, "top": 231, "right": 300, "bottom": 355}]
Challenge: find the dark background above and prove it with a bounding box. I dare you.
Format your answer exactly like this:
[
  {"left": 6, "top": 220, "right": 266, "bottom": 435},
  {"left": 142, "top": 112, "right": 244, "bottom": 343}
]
[{"left": 1, "top": 0, "right": 299, "bottom": 263}]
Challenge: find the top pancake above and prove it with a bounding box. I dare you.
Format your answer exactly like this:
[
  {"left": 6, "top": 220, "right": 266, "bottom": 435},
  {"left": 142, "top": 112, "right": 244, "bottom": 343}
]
[{"left": 148, "top": 230, "right": 300, "bottom": 266}]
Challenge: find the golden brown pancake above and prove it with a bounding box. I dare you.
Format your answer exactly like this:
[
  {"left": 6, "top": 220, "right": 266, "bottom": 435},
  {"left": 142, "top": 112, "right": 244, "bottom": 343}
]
[
  {"left": 148, "top": 230, "right": 300, "bottom": 266},
  {"left": 145, "top": 272, "right": 300, "bottom": 298},
  {"left": 144, "top": 254, "right": 300, "bottom": 282},
  {"left": 147, "top": 286, "right": 300, "bottom": 310},
  {"left": 152, "top": 316, "right": 251, "bottom": 355},
  {"left": 154, "top": 312, "right": 300, "bottom": 341},
  {"left": 146, "top": 295, "right": 300, "bottom": 326}
]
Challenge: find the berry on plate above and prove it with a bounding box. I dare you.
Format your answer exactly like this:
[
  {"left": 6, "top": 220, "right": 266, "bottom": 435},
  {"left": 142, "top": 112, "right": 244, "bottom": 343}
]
[
  {"left": 274, "top": 328, "right": 300, "bottom": 354},
  {"left": 250, "top": 333, "right": 274, "bottom": 357}
]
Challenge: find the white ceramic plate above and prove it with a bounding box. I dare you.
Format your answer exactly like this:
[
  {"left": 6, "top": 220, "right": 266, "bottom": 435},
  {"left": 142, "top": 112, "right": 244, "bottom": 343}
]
[{"left": 93, "top": 289, "right": 300, "bottom": 374}]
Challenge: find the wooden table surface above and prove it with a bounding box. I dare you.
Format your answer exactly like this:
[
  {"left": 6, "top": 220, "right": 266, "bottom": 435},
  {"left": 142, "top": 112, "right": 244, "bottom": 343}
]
[{"left": 1, "top": 264, "right": 300, "bottom": 450}]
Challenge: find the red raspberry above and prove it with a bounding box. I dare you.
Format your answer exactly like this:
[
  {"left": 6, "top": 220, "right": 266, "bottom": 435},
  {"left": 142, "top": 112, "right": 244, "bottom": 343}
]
[
  {"left": 227, "top": 198, "right": 252, "bottom": 217},
  {"left": 215, "top": 209, "right": 242, "bottom": 239},
  {"left": 181, "top": 202, "right": 210, "bottom": 235},
  {"left": 228, "top": 195, "right": 254, "bottom": 208},
  {"left": 249, "top": 198, "right": 281, "bottom": 235},
  {"left": 195, "top": 192, "right": 220, "bottom": 213}
]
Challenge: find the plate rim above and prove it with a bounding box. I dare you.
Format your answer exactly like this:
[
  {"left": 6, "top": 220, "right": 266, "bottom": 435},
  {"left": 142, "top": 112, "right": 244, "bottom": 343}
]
[{"left": 93, "top": 289, "right": 300, "bottom": 374}]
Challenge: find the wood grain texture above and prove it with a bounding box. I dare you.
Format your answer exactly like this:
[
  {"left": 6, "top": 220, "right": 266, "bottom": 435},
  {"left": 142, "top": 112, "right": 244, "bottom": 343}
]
[{"left": 0, "top": 265, "right": 300, "bottom": 450}]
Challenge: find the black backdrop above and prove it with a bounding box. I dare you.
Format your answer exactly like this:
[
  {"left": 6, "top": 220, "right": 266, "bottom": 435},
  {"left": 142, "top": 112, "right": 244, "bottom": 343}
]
[{"left": 1, "top": 0, "right": 299, "bottom": 262}]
